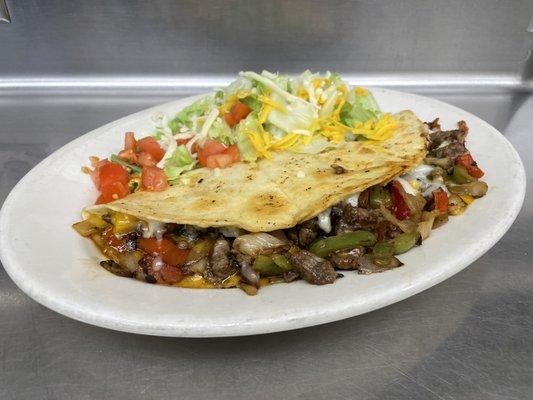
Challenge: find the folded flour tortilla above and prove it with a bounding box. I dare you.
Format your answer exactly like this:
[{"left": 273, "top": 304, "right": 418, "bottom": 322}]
[{"left": 86, "top": 110, "right": 427, "bottom": 232}]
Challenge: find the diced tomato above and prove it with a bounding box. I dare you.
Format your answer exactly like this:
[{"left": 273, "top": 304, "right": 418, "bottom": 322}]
[
  {"left": 176, "top": 138, "right": 190, "bottom": 146},
  {"left": 224, "top": 113, "right": 236, "bottom": 128},
  {"left": 162, "top": 246, "right": 189, "bottom": 266},
  {"left": 118, "top": 149, "right": 137, "bottom": 164},
  {"left": 138, "top": 237, "right": 173, "bottom": 255},
  {"left": 197, "top": 138, "right": 228, "bottom": 167},
  {"left": 137, "top": 151, "right": 157, "bottom": 167},
  {"left": 456, "top": 153, "right": 484, "bottom": 178},
  {"left": 201, "top": 143, "right": 240, "bottom": 168},
  {"left": 91, "top": 161, "right": 128, "bottom": 190},
  {"left": 91, "top": 160, "right": 130, "bottom": 204},
  {"left": 99, "top": 163, "right": 129, "bottom": 189},
  {"left": 98, "top": 181, "right": 130, "bottom": 204},
  {"left": 205, "top": 154, "right": 234, "bottom": 169},
  {"left": 225, "top": 101, "right": 252, "bottom": 128},
  {"left": 90, "top": 159, "right": 110, "bottom": 189},
  {"left": 159, "top": 264, "right": 184, "bottom": 284},
  {"left": 124, "top": 132, "right": 136, "bottom": 151},
  {"left": 390, "top": 180, "right": 411, "bottom": 220},
  {"left": 433, "top": 188, "right": 449, "bottom": 214},
  {"left": 137, "top": 238, "right": 188, "bottom": 266},
  {"left": 141, "top": 166, "right": 168, "bottom": 191},
  {"left": 95, "top": 194, "right": 107, "bottom": 205},
  {"left": 137, "top": 137, "right": 165, "bottom": 162},
  {"left": 223, "top": 144, "right": 240, "bottom": 163}
]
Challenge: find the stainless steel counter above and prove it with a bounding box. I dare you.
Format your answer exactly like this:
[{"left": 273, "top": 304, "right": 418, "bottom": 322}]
[{"left": 0, "top": 87, "right": 531, "bottom": 399}]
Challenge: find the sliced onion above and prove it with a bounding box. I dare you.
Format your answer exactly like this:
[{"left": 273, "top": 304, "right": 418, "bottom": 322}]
[
  {"left": 403, "top": 192, "right": 426, "bottom": 222},
  {"left": 187, "top": 258, "right": 207, "bottom": 274},
  {"left": 233, "top": 233, "right": 286, "bottom": 257},
  {"left": 218, "top": 226, "right": 245, "bottom": 238},
  {"left": 358, "top": 254, "right": 402, "bottom": 274},
  {"left": 72, "top": 220, "right": 99, "bottom": 237},
  {"left": 116, "top": 251, "right": 142, "bottom": 273},
  {"left": 240, "top": 262, "right": 259, "bottom": 286},
  {"left": 448, "top": 181, "right": 488, "bottom": 198},
  {"left": 269, "top": 230, "right": 289, "bottom": 243},
  {"left": 379, "top": 205, "right": 416, "bottom": 233},
  {"left": 417, "top": 212, "right": 436, "bottom": 241},
  {"left": 424, "top": 156, "right": 453, "bottom": 170}
]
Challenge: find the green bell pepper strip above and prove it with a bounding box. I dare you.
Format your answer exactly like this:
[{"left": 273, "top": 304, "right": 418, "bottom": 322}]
[
  {"left": 271, "top": 254, "right": 293, "bottom": 271},
  {"left": 451, "top": 165, "right": 475, "bottom": 184},
  {"left": 369, "top": 186, "right": 392, "bottom": 209},
  {"left": 372, "top": 242, "right": 395, "bottom": 266},
  {"left": 253, "top": 255, "right": 285, "bottom": 276},
  {"left": 308, "top": 231, "right": 377, "bottom": 258},
  {"left": 392, "top": 231, "right": 419, "bottom": 254}
]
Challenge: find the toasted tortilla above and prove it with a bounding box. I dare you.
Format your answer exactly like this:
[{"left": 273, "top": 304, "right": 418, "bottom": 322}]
[{"left": 86, "top": 110, "right": 427, "bottom": 232}]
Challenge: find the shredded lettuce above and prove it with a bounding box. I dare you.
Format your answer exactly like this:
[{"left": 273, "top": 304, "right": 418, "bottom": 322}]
[
  {"left": 251, "top": 79, "right": 269, "bottom": 96},
  {"left": 235, "top": 116, "right": 259, "bottom": 162},
  {"left": 340, "top": 89, "right": 381, "bottom": 127},
  {"left": 328, "top": 72, "right": 343, "bottom": 86},
  {"left": 262, "top": 122, "right": 285, "bottom": 140},
  {"left": 294, "top": 137, "right": 339, "bottom": 154},
  {"left": 214, "top": 90, "right": 225, "bottom": 105},
  {"left": 224, "top": 76, "right": 253, "bottom": 98},
  {"left": 289, "top": 70, "right": 316, "bottom": 95},
  {"left": 266, "top": 72, "right": 290, "bottom": 92},
  {"left": 151, "top": 72, "right": 386, "bottom": 167},
  {"left": 240, "top": 96, "right": 262, "bottom": 113},
  {"left": 168, "top": 96, "right": 214, "bottom": 132},
  {"left": 164, "top": 145, "right": 197, "bottom": 181},
  {"left": 152, "top": 130, "right": 165, "bottom": 140},
  {"left": 319, "top": 85, "right": 340, "bottom": 118},
  {"left": 240, "top": 72, "right": 317, "bottom": 134},
  {"left": 208, "top": 118, "right": 235, "bottom": 145},
  {"left": 267, "top": 92, "right": 316, "bottom": 134}
]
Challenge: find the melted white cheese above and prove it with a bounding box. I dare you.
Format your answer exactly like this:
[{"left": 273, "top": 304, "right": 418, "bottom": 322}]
[
  {"left": 142, "top": 219, "right": 166, "bottom": 239},
  {"left": 401, "top": 164, "right": 449, "bottom": 196},
  {"left": 344, "top": 193, "right": 360, "bottom": 207},
  {"left": 219, "top": 226, "right": 243, "bottom": 237},
  {"left": 394, "top": 177, "right": 418, "bottom": 195},
  {"left": 406, "top": 164, "right": 434, "bottom": 180},
  {"left": 317, "top": 208, "right": 332, "bottom": 233},
  {"left": 317, "top": 192, "right": 361, "bottom": 233},
  {"left": 152, "top": 256, "right": 164, "bottom": 272}
]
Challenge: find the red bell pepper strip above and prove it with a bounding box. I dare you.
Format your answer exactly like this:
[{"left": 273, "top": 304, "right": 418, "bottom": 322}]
[
  {"left": 390, "top": 180, "right": 411, "bottom": 220},
  {"left": 456, "top": 153, "right": 484, "bottom": 178},
  {"left": 433, "top": 188, "right": 449, "bottom": 214}
]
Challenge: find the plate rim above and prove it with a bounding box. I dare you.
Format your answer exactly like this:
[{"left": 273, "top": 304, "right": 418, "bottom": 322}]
[{"left": 0, "top": 88, "right": 526, "bottom": 337}]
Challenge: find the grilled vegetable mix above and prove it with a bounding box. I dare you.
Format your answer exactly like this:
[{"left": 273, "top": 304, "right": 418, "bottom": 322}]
[{"left": 74, "top": 118, "right": 487, "bottom": 295}]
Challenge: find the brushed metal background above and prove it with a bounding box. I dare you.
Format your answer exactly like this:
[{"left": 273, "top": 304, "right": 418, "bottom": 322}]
[
  {"left": 0, "top": 0, "right": 532, "bottom": 77},
  {"left": 0, "top": 1, "right": 532, "bottom": 399}
]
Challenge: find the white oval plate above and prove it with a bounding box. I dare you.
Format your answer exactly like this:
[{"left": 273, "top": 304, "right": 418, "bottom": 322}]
[{"left": 0, "top": 89, "right": 525, "bottom": 337}]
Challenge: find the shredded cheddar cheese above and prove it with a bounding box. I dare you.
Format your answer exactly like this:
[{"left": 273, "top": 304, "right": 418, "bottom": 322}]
[
  {"left": 258, "top": 95, "right": 287, "bottom": 113},
  {"left": 217, "top": 79, "right": 398, "bottom": 160}
]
